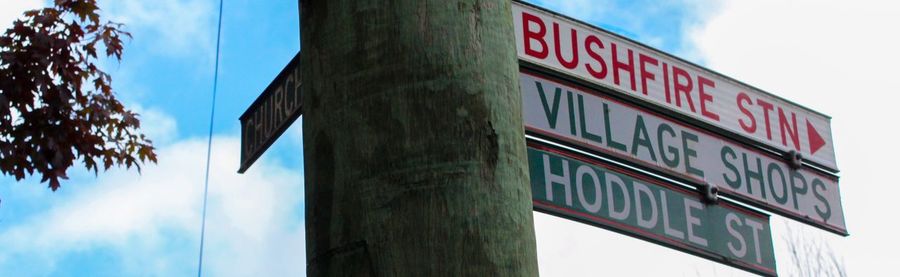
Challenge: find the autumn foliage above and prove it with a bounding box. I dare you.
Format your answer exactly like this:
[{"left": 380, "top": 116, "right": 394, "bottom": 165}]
[{"left": 0, "top": 0, "right": 156, "bottom": 191}]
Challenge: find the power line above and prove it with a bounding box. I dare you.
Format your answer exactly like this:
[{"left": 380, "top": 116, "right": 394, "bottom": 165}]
[{"left": 197, "top": 0, "right": 225, "bottom": 276}]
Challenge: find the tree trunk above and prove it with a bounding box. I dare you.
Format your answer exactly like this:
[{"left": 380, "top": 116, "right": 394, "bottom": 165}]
[{"left": 300, "top": 0, "right": 539, "bottom": 276}]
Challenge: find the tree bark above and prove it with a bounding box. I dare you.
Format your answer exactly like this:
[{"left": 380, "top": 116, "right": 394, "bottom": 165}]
[{"left": 300, "top": 0, "right": 539, "bottom": 276}]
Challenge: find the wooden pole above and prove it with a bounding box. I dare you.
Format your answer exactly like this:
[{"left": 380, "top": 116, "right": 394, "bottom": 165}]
[{"left": 300, "top": 0, "right": 539, "bottom": 275}]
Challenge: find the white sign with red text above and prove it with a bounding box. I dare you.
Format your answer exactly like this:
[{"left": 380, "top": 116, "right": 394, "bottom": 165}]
[{"left": 512, "top": 2, "right": 838, "bottom": 172}]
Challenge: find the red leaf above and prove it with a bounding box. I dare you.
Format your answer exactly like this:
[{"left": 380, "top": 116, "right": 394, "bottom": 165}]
[
  {"left": 0, "top": 0, "right": 156, "bottom": 191},
  {"left": 49, "top": 177, "right": 60, "bottom": 191}
]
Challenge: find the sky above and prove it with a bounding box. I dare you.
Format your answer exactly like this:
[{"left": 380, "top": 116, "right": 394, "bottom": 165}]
[{"left": 0, "top": 0, "right": 898, "bottom": 276}]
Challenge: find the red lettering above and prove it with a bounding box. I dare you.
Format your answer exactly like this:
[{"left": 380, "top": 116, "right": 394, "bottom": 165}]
[
  {"left": 756, "top": 99, "right": 775, "bottom": 140},
  {"left": 663, "top": 62, "right": 672, "bottom": 104},
  {"left": 585, "top": 35, "right": 607, "bottom": 79},
  {"left": 611, "top": 43, "right": 636, "bottom": 92},
  {"left": 638, "top": 53, "right": 658, "bottom": 96},
  {"left": 697, "top": 76, "right": 719, "bottom": 121},
  {"left": 553, "top": 23, "right": 578, "bottom": 69},
  {"left": 778, "top": 108, "right": 801, "bottom": 151},
  {"left": 737, "top": 92, "right": 756, "bottom": 133},
  {"left": 522, "top": 13, "right": 548, "bottom": 59},
  {"left": 671, "top": 66, "right": 696, "bottom": 112}
]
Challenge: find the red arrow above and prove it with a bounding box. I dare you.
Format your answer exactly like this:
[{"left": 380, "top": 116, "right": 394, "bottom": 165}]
[{"left": 807, "top": 119, "right": 826, "bottom": 155}]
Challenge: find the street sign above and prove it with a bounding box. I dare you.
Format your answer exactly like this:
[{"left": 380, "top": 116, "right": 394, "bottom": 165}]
[
  {"left": 528, "top": 144, "right": 777, "bottom": 276},
  {"left": 238, "top": 52, "right": 302, "bottom": 173},
  {"left": 512, "top": 1, "right": 839, "bottom": 172},
  {"left": 521, "top": 70, "right": 847, "bottom": 235}
]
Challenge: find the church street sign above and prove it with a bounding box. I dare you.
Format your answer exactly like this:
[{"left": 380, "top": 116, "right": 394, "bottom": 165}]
[{"left": 238, "top": 52, "right": 302, "bottom": 173}]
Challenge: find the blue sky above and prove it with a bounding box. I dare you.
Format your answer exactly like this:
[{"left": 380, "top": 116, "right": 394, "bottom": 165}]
[{"left": 1, "top": 0, "right": 899, "bottom": 276}]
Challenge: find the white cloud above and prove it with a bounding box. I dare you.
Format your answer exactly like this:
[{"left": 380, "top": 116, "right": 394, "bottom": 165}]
[
  {"left": 100, "top": 0, "right": 216, "bottom": 56},
  {"left": 287, "top": 121, "right": 303, "bottom": 148},
  {"left": 0, "top": 134, "right": 305, "bottom": 276},
  {"left": 690, "top": 0, "right": 900, "bottom": 275},
  {"left": 1, "top": 0, "right": 215, "bottom": 67},
  {"left": 0, "top": 0, "right": 42, "bottom": 31},
  {"left": 1, "top": 0, "right": 214, "bottom": 56},
  {"left": 129, "top": 105, "right": 179, "bottom": 146},
  {"left": 535, "top": 212, "right": 748, "bottom": 276}
]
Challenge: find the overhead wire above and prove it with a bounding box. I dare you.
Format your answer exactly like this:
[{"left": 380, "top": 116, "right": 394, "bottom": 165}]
[{"left": 197, "top": 0, "right": 225, "bottom": 276}]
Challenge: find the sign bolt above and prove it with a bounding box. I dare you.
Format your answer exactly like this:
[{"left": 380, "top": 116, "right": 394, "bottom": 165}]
[
  {"left": 700, "top": 183, "right": 719, "bottom": 204},
  {"left": 787, "top": 150, "right": 803, "bottom": 170}
]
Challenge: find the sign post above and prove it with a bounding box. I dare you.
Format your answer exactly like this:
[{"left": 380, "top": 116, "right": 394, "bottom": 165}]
[
  {"left": 298, "top": 0, "right": 539, "bottom": 276},
  {"left": 238, "top": 52, "right": 302, "bottom": 173},
  {"left": 234, "top": 2, "right": 848, "bottom": 276}
]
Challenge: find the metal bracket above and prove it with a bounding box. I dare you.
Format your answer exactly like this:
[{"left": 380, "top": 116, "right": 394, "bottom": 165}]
[
  {"left": 700, "top": 183, "right": 719, "bottom": 204},
  {"left": 786, "top": 150, "right": 803, "bottom": 170}
]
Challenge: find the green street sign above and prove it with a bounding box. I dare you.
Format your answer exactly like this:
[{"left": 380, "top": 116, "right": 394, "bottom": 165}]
[{"left": 528, "top": 145, "right": 777, "bottom": 276}]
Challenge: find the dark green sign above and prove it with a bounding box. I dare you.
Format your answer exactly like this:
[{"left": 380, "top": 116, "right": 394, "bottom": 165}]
[
  {"left": 239, "top": 52, "right": 302, "bottom": 173},
  {"left": 528, "top": 145, "right": 777, "bottom": 276}
]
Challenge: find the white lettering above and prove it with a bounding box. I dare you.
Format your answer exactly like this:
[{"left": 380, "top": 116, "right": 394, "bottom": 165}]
[
  {"left": 543, "top": 154, "right": 572, "bottom": 206},
  {"left": 576, "top": 165, "right": 603, "bottom": 213},
  {"left": 660, "top": 190, "right": 685, "bottom": 239},
  {"left": 605, "top": 172, "right": 631, "bottom": 220},
  {"left": 726, "top": 213, "right": 747, "bottom": 258},
  {"left": 684, "top": 199, "right": 708, "bottom": 246},
  {"left": 745, "top": 218, "right": 765, "bottom": 264},
  {"left": 633, "top": 181, "right": 658, "bottom": 229}
]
